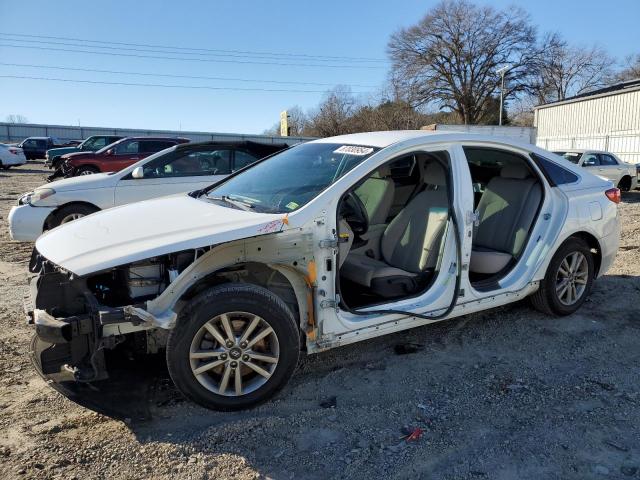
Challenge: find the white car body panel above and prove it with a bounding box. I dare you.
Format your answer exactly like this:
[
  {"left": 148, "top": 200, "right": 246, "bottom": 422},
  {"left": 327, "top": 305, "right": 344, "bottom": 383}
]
[
  {"left": 32, "top": 131, "right": 621, "bottom": 353},
  {"left": 0, "top": 144, "right": 27, "bottom": 167}
]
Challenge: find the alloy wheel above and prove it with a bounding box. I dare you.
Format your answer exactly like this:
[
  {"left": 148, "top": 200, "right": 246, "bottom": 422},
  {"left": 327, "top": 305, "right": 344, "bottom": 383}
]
[
  {"left": 60, "top": 213, "right": 85, "bottom": 224},
  {"left": 189, "top": 311, "right": 280, "bottom": 397},
  {"left": 555, "top": 251, "right": 588, "bottom": 306}
]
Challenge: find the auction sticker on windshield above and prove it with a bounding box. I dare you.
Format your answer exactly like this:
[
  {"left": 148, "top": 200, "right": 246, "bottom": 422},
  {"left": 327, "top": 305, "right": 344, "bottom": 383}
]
[{"left": 333, "top": 145, "right": 375, "bottom": 156}]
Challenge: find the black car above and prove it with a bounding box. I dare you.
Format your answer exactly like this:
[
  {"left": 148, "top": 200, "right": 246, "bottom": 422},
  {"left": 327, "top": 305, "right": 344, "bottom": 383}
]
[{"left": 18, "top": 137, "right": 62, "bottom": 160}]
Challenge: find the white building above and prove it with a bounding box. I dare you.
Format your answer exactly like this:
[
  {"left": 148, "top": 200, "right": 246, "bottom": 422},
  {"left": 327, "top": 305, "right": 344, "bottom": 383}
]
[{"left": 534, "top": 79, "right": 640, "bottom": 164}]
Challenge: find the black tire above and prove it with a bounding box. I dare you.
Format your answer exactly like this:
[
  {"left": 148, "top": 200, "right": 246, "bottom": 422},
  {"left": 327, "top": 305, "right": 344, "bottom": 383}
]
[
  {"left": 617, "top": 176, "right": 632, "bottom": 192},
  {"left": 76, "top": 165, "right": 99, "bottom": 176},
  {"left": 166, "top": 283, "right": 300, "bottom": 411},
  {"left": 531, "top": 237, "right": 594, "bottom": 316},
  {"left": 50, "top": 204, "right": 100, "bottom": 228}
]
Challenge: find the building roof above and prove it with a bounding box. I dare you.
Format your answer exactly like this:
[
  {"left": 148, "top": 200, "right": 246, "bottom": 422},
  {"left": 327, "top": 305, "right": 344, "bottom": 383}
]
[{"left": 535, "top": 78, "right": 640, "bottom": 110}]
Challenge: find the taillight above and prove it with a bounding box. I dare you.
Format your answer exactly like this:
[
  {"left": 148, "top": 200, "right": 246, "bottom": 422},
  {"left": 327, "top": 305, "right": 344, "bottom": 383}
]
[{"left": 605, "top": 188, "right": 621, "bottom": 204}]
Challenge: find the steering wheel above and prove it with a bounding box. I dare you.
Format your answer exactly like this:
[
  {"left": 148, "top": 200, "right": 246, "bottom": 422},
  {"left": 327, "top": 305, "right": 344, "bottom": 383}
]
[{"left": 341, "top": 191, "right": 369, "bottom": 236}]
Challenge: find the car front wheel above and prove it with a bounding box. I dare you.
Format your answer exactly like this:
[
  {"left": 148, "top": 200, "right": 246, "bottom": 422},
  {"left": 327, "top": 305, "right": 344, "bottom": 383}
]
[
  {"left": 50, "top": 204, "right": 100, "bottom": 228},
  {"left": 76, "top": 165, "right": 99, "bottom": 176},
  {"left": 531, "top": 237, "right": 594, "bottom": 316},
  {"left": 166, "top": 283, "right": 300, "bottom": 411}
]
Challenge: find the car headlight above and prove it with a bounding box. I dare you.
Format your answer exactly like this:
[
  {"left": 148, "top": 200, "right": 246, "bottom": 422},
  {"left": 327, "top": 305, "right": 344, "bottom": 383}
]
[{"left": 29, "top": 188, "right": 56, "bottom": 205}]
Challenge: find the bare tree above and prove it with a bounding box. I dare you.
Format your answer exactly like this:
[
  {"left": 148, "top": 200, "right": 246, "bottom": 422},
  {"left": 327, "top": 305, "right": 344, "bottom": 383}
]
[
  {"left": 305, "top": 86, "right": 357, "bottom": 137},
  {"left": 5, "top": 114, "right": 28, "bottom": 123},
  {"left": 615, "top": 54, "right": 640, "bottom": 82},
  {"left": 388, "top": 0, "right": 538, "bottom": 124},
  {"left": 531, "top": 33, "right": 614, "bottom": 104}
]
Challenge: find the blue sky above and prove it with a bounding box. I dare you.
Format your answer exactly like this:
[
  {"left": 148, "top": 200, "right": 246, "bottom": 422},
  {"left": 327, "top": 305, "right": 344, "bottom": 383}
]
[{"left": 1, "top": 0, "right": 638, "bottom": 134}]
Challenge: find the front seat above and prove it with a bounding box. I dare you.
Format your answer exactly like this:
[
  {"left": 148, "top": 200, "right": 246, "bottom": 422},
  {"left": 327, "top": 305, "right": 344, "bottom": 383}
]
[
  {"left": 354, "top": 165, "right": 395, "bottom": 225},
  {"left": 469, "top": 163, "right": 542, "bottom": 275},
  {"left": 341, "top": 162, "right": 449, "bottom": 298}
]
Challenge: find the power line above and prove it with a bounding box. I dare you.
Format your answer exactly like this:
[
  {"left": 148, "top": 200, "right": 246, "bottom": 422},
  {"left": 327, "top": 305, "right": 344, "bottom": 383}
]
[
  {"left": 0, "top": 62, "right": 378, "bottom": 88},
  {"left": 0, "top": 34, "right": 385, "bottom": 64},
  {"left": 0, "top": 43, "right": 384, "bottom": 69},
  {"left": 0, "top": 74, "right": 373, "bottom": 94},
  {"left": 0, "top": 31, "right": 387, "bottom": 63}
]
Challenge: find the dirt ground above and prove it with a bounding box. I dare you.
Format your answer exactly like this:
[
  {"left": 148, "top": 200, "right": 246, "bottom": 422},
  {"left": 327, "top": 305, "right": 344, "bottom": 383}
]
[{"left": 0, "top": 162, "right": 639, "bottom": 480}]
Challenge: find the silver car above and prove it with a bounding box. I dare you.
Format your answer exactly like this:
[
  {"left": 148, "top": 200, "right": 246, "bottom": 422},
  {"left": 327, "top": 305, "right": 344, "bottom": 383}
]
[{"left": 554, "top": 149, "right": 638, "bottom": 191}]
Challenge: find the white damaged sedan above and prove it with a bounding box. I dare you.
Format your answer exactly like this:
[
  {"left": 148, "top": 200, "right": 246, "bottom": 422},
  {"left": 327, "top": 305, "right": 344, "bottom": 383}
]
[{"left": 27, "top": 131, "right": 620, "bottom": 411}]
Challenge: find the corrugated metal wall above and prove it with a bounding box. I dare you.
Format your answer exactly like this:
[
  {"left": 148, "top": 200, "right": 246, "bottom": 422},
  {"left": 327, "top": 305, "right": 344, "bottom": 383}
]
[
  {"left": 0, "top": 122, "right": 313, "bottom": 145},
  {"left": 535, "top": 88, "right": 640, "bottom": 164}
]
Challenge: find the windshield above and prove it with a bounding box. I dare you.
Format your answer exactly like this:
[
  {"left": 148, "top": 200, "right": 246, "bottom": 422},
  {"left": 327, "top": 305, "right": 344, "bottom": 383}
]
[
  {"left": 554, "top": 151, "right": 582, "bottom": 164},
  {"left": 206, "top": 143, "right": 378, "bottom": 213}
]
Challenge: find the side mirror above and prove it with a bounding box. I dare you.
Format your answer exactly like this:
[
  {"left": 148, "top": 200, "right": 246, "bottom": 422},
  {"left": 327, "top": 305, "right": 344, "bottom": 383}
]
[
  {"left": 105, "top": 149, "right": 114, "bottom": 156},
  {"left": 132, "top": 166, "right": 144, "bottom": 179}
]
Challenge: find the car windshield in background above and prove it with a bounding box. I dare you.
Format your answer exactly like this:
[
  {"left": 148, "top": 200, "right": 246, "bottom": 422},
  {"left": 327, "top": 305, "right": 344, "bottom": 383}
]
[
  {"left": 205, "top": 143, "right": 378, "bottom": 214},
  {"left": 554, "top": 151, "right": 582, "bottom": 164}
]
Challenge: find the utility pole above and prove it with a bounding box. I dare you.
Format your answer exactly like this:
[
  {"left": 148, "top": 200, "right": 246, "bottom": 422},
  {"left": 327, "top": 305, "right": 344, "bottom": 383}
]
[{"left": 497, "top": 66, "right": 509, "bottom": 126}]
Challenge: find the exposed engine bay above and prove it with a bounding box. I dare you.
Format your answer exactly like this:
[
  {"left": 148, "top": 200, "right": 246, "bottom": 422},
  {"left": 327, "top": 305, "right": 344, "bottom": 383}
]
[{"left": 27, "top": 247, "right": 206, "bottom": 383}]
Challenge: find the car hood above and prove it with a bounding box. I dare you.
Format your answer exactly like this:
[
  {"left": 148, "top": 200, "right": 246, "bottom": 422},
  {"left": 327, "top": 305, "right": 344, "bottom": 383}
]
[
  {"left": 35, "top": 194, "right": 287, "bottom": 276},
  {"left": 62, "top": 151, "right": 99, "bottom": 161},
  {"left": 48, "top": 146, "right": 79, "bottom": 156},
  {"left": 46, "top": 172, "right": 116, "bottom": 191}
]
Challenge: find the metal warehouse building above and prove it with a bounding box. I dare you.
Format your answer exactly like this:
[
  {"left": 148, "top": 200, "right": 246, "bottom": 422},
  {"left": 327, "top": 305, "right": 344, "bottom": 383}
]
[{"left": 534, "top": 79, "right": 640, "bottom": 164}]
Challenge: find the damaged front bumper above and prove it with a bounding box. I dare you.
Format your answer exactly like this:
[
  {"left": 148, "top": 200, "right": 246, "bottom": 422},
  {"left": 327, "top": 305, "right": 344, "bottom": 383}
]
[{"left": 26, "top": 270, "right": 153, "bottom": 383}]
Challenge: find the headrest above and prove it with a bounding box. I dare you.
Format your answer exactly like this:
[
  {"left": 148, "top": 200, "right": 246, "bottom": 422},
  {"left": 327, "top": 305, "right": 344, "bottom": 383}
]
[
  {"left": 371, "top": 164, "right": 391, "bottom": 178},
  {"left": 424, "top": 161, "right": 447, "bottom": 186},
  {"left": 500, "top": 164, "right": 529, "bottom": 179}
]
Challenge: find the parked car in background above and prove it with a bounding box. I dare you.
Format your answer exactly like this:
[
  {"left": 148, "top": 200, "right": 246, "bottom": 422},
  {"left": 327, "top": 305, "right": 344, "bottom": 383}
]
[
  {"left": 26, "top": 131, "right": 620, "bottom": 411},
  {"left": 554, "top": 149, "right": 638, "bottom": 191},
  {"left": 56, "top": 136, "right": 190, "bottom": 177},
  {"left": 45, "top": 135, "right": 123, "bottom": 169},
  {"left": 18, "top": 137, "right": 64, "bottom": 160},
  {"left": 0, "top": 143, "right": 27, "bottom": 169},
  {"left": 8, "top": 140, "right": 289, "bottom": 241}
]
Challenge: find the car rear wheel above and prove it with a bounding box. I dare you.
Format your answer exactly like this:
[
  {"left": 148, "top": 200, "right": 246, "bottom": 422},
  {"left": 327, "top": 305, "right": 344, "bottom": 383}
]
[
  {"left": 50, "top": 204, "right": 100, "bottom": 228},
  {"left": 166, "top": 283, "right": 300, "bottom": 411},
  {"left": 531, "top": 237, "right": 594, "bottom": 316},
  {"left": 76, "top": 165, "right": 99, "bottom": 176},
  {"left": 617, "top": 176, "right": 632, "bottom": 192}
]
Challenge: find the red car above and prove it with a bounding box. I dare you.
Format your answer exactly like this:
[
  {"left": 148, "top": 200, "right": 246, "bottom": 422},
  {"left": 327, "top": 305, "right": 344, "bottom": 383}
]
[{"left": 59, "top": 137, "right": 190, "bottom": 177}]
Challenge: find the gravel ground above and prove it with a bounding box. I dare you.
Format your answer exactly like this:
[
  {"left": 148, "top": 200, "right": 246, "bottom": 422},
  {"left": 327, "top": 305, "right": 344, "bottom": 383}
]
[{"left": 0, "top": 162, "right": 639, "bottom": 480}]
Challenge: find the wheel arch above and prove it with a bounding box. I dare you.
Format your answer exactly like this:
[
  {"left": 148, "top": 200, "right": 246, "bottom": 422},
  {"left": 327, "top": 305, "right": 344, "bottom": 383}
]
[
  {"left": 44, "top": 201, "right": 101, "bottom": 229},
  {"left": 142, "top": 230, "right": 317, "bottom": 342},
  {"left": 550, "top": 230, "right": 602, "bottom": 277}
]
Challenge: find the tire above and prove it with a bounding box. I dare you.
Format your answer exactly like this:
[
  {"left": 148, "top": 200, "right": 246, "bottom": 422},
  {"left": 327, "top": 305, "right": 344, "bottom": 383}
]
[
  {"left": 617, "top": 176, "right": 632, "bottom": 192},
  {"left": 76, "top": 165, "right": 99, "bottom": 176},
  {"left": 166, "top": 283, "right": 300, "bottom": 411},
  {"left": 50, "top": 204, "right": 100, "bottom": 228},
  {"left": 531, "top": 237, "right": 594, "bottom": 316}
]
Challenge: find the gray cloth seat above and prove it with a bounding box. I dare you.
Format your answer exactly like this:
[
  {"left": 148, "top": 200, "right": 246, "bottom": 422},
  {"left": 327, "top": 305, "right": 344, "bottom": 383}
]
[
  {"left": 470, "top": 164, "right": 542, "bottom": 275},
  {"left": 354, "top": 165, "right": 395, "bottom": 225},
  {"left": 341, "top": 162, "right": 449, "bottom": 297}
]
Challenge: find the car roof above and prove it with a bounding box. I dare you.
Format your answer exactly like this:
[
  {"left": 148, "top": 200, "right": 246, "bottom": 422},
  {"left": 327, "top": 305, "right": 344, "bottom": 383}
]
[
  {"left": 120, "top": 136, "right": 190, "bottom": 141},
  {"left": 175, "top": 140, "right": 290, "bottom": 150},
  {"left": 309, "top": 130, "right": 544, "bottom": 149}
]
